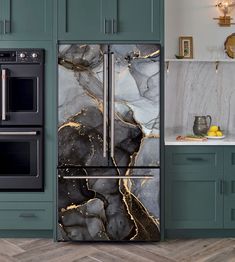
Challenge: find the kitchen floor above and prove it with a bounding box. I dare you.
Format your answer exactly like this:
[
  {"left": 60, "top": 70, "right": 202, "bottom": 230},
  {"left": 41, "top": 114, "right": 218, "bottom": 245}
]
[{"left": 1, "top": 238, "right": 235, "bottom": 262}]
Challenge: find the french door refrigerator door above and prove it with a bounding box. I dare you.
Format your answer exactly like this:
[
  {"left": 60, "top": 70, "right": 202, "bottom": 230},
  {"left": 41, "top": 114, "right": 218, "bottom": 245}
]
[
  {"left": 58, "top": 45, "right": 109, "bottom": 167},
  {"left": 109, "top": 45, "right": 160, "bottom": 170},
  {"left": 58, "top": 44, "right": 160, "bottom": 169},
  {"left": 58, "top": 167, "right": 160, "bottom": 241}
]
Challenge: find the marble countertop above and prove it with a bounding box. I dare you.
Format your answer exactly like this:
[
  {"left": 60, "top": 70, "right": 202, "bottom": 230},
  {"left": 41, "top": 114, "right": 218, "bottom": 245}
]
[{"left": 165, "top": 135, "right": 235, "bottom": 145}]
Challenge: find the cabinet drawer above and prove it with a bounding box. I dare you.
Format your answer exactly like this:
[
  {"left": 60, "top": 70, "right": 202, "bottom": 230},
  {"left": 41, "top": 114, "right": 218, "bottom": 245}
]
[
  {"left": 165, "top": 146, "right": 223, "bottom": 173},
  {"left": 0, "top": 202, "right": 52, "bottom": 230}
]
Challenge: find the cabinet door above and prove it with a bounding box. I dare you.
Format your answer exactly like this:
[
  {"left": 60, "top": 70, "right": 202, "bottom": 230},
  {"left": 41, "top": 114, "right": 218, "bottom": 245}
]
[
  {"left": 224, "top": 147, "right": 235, "bottom": 228},
  {"left": 165, "top": 146, "right": 224, "bottom": 229},
  {"left": 110, "top": 44, "right": 160, "bottom": 168},
  {"left": 58, "top": 0, "right": 115, "bottom": 41},
  {"left": 2, "top": 0, "right": 52, "bottom": 40},
  {"left": 111, "top": 0, "right": 161, "bottom": 41}
]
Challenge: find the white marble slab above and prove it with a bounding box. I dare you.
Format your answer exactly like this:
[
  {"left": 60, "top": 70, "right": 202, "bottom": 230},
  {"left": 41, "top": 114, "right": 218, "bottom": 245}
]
[
  {"left": 165, "top": 134, "right": 235, "bottom": 146},
  {"left": 165, "top": 61, "right": 235, "bottom": 135}
]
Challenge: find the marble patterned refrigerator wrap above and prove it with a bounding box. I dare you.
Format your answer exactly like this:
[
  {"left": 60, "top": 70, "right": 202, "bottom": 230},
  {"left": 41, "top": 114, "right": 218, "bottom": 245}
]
[{"left": 58, "top": 44, "right": 160, "bottom": 241}]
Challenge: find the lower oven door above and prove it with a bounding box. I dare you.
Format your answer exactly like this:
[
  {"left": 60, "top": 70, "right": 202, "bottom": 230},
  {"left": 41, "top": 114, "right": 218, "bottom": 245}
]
[{"left": 0, "top": 127, "right": 43, "bottom": 191}]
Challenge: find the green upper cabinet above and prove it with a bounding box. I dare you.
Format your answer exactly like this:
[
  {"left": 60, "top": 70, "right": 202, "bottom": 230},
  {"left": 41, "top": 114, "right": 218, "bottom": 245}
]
[
  {"left": 0, "top": 0, "right": 53, "bottom": 40},
  {"left": 112, "top": 0, "right": 161, "bottom": 41},
  {"left": 58, "top": 0, "right": 162, "bottom": 41},
  {"left": 58, "top": 0, "right": 113, "bottom": 41}
]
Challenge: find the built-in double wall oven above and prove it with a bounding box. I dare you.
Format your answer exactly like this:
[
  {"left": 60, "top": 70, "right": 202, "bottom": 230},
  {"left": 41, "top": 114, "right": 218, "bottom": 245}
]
[{"left": 0, "top": 49, "right": 44, "bottom": 191}]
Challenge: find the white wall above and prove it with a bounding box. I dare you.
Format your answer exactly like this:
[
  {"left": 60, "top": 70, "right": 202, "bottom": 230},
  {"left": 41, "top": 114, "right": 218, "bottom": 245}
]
[{"left": 165, "top": 0, "right": 235, "bottom": 59}]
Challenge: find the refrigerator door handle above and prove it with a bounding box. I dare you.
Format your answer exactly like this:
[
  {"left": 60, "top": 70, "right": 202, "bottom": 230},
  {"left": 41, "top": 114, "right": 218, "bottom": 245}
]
[
  {"left": 103, "top": 53, "right": 108, "bottom": 158},
  {"left": 111, "top": 53, "right": 115, "bottom": 158},
  {"left": 60, "top": 176, "right": 154, "bottom": 179}
]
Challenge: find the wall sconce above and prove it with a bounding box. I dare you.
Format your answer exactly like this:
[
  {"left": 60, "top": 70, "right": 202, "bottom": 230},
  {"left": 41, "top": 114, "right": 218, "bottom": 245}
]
[{"left": 214, "top": 1, "right": 235, "bottom": 26}]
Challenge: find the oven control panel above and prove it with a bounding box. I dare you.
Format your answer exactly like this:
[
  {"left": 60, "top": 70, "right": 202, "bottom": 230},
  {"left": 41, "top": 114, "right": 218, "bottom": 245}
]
[{"left": 0, "top": 49, "right": 44, "bottom": 64}]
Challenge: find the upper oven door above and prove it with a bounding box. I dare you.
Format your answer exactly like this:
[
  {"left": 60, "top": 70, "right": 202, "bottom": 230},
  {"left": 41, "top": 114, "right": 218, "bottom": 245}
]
[{"left": 0, "top": 64, "right": 43, "bottom": 126}]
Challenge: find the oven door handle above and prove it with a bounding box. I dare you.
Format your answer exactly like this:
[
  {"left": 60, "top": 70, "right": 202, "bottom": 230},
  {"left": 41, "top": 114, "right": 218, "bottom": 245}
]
[
  {"left": 1, "top": 69, "right": 7, "bottom": 121},
  {"left": 0, "top": 131, "right": 37, "bottom": 136}
]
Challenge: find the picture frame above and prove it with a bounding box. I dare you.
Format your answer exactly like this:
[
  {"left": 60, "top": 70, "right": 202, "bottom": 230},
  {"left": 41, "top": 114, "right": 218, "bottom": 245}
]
[{"left": 179, "top": 36, "right": 193, "bottom": 59}]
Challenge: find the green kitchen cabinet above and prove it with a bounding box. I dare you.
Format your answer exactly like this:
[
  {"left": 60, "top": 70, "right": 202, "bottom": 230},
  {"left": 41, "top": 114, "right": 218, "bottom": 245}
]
[
  {"left": 224, "top": 147, "right": 235, "bottom": 228},
  {"left": 58, "top": 0, "right": 162, "bottom": 41},
  {"left": 0, "top": 0, "right": 53, "bottom": 40},
  {"left": 165, "top": 146, "right": 224, "bottom": 229}
]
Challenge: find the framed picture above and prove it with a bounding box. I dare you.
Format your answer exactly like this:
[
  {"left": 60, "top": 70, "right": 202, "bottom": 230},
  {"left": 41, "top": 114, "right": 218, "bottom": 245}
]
[{"left": 179, "top": 36, "right": 193, "bottom": 59}]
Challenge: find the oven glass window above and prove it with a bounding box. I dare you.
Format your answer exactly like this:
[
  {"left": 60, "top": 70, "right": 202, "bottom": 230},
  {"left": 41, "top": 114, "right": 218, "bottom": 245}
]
[
  {"left": 8, "top": 78, "right": 37, "bottom": 112},
  {"left": 0, "top": 142, "right": 31, "bottom": 175}
]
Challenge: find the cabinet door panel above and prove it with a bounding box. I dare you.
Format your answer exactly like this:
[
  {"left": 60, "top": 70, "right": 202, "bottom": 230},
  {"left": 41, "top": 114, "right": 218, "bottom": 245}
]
[
  {"left": 113, "top": 0, "right": 161, "bottom": 41},
  {"left": 165, "top": 172, "right": 223, "bottom": 229},
  {"left": 58, "top": 0, "right": 114, "bottom": 40},
  {"left": 3, "top": 0, "right": 52, "bottom": 40},
  {"left": 110, "top": 44, "right": 160, "bottom": 168},
  {"left": 224, "top": 147, "right": 235, "bottom": 228},
  {"left": 166, "top": 146, "right": 223, "bottom": 173}
]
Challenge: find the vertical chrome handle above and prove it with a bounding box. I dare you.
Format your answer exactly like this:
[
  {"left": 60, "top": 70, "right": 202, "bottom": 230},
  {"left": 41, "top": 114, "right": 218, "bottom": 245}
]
[
  {"left": 1, "top": 69, "right": 7, "bottom": 121},
  {"left": 3, "top": 20, "right": 10, "bottom": 34},
  {"left": 104, "top": 19, "right": 107, "bottom": 34},
  {"left": 112, "top": 19, "right": 117, "bottom": 34},
  {"left": 103, "top": 54, "right": 108, "bottom": 157},
  {"left": 220, "top": 180, "right": 224, "bottom": 194},
  {"left": 111, "top": 53, "right": 115, "bottom": 158},
  {"left": 0, "top": 21, "right": 3, "bottom": 35},
  {"left": 3, "top": 20, "right": 6, "bottom": 34}
]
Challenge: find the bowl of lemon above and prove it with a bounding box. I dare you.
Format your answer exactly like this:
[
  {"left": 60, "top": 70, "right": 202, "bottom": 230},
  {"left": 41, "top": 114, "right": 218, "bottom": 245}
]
[{"left": 206, "top": 126, "right": 225, "bottom": 139}]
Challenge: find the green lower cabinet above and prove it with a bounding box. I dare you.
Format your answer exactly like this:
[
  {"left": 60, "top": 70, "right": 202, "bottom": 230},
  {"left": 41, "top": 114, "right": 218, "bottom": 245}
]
[
  {"left": 165, "top": 146, "right": 235, "bottom": 234},
  {"left": 0, "top": 202, "right": 53, "bottom": 230},
  {"left": 224, "top": 147, "right": 235, "bottom": 228}
]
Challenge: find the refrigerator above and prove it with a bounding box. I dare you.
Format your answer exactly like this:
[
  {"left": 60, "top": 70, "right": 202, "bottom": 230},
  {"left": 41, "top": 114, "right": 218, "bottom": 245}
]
[{"left": 57, "top": 44, "right": 161, "bottom": 241}]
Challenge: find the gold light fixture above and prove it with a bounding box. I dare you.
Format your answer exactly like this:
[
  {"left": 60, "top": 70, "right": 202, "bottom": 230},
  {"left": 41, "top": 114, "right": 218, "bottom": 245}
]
[{"left": 214, "top": 1, "right": 235, "bottom": 26}]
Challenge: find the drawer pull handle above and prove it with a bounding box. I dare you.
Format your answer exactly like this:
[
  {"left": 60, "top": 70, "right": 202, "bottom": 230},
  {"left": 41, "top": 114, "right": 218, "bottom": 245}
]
[
  {"left": 186, "top": 157, "right": 204, "bottom": 161},
  {"left": 19, "top": 213, "right": 37, "bottom": 218}
]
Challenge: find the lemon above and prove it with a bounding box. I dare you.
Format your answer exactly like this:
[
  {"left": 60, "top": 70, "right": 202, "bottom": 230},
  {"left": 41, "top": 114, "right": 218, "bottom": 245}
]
[
  {"left": 207, "top": 131, "right": 217, "bottom": 137},
  {"left": 216, "top": 131, "right": 223, "bottom": 137},
  {"left": 209, "top": 126, "right": 219, "bottom": 132}
]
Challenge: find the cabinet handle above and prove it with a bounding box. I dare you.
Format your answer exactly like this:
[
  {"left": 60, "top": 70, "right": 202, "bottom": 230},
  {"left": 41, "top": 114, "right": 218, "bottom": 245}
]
[
  {"left": 19, "top": 213, "right": 37, "bottom": 218},
  {"left": 104, "top": 19, "right": 107, "bottom": 34},
  {"left": 3, "top": 20, "right": 10, "bottom": 34},
  {"left": 220, "top": 180, "right": 224, "bottom": 194},
  {"left": 111, "top": 19, "right": 117, "bottom": 34},
  {"left": 103, "top": 54, "right": 108, "bottom": 157},
  {"left": 186, "top": 157, "right": 204, "bottom": 161}
]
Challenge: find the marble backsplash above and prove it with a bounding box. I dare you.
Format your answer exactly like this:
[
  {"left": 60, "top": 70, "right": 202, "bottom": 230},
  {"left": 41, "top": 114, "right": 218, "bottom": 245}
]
[{"left": 165, "top": 61, "right": 235, "bottom": 136}]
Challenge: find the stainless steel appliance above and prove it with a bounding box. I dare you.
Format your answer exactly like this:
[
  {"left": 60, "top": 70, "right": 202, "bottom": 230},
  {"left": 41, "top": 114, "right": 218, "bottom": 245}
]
[
  {"left": 57, "top": 44, "right": 161, "bottom": 241},
  {"left": 0, "top": 49, "right": 44, "bottom": 191},
  {"left": 0, "top": 49, "right": 44, "bottom": 126}
]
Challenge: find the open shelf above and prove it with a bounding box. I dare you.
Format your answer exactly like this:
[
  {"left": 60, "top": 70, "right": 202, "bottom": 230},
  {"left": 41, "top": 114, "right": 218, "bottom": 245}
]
[{"left": 165, "top": 58, "right": 235, "bottom": 62}]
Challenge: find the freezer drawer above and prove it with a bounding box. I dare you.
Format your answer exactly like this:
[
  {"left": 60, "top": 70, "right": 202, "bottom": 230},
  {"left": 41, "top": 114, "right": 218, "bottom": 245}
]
[{"left": 57, "top": 167, "right": 160, "bottom": 241}]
